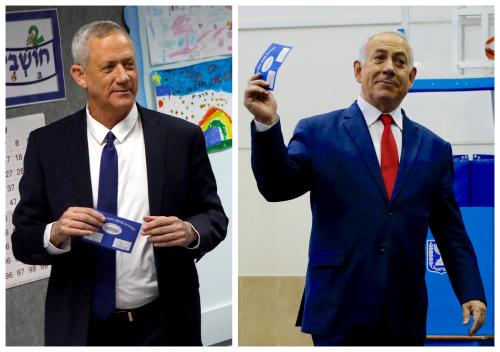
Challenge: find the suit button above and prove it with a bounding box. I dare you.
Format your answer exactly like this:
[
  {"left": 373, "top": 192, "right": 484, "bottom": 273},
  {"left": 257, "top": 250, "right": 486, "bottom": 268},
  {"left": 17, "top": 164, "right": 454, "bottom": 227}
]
[{"left": 379, "top": 245, "right": 387, "bottom": 253}]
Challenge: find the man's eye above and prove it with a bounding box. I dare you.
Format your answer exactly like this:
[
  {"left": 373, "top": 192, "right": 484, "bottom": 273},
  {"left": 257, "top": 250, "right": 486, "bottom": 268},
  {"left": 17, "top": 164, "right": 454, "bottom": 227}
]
[{"left": 395, "top": 57, "right": 407, "bottom": 65}]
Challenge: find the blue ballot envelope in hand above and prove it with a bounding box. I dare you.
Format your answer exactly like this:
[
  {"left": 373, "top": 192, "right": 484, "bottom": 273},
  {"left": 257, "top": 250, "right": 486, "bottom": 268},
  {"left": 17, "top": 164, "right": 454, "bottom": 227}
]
[
  {"left": 254, "top": 43, "right": 292, "bottom": 90},
  {"left": 81, "top": 211, "right": 141, "bottom": 253}
]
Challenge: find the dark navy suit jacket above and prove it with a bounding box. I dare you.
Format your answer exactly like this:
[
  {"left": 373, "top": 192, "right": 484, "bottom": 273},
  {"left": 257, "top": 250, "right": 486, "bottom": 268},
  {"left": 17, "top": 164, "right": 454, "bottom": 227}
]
[
  {"left": 12, "top": 105, "right": 228, "bottom": 346},
  {"left": 251, "top": 102, "right": 485, "bottom": 339}
]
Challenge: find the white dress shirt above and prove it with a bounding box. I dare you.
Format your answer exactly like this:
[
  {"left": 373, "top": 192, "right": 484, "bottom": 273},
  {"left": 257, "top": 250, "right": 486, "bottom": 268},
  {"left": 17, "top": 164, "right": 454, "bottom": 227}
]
[
  {"left": 356, "top": 95, "right": 402, "bottom": 164},
  {"left": 254, "top": 96, "right": 403, "bottom": 164},
  {"left": 43, "top": 105, "right": 159, "bottom": 309}
]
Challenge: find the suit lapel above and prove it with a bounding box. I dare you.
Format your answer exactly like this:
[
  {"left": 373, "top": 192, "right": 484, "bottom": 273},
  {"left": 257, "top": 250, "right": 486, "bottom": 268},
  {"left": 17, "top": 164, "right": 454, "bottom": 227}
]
[
  {"left": 139, "top": 105, "right": 165, "bottom": 216},
  {"left": 67, "top": 109, "right": 93, "bottom": 208},
  {"left": 390, "top": 111, "right": 422, "bottom": 205},
  {"left": 343, "top": 103, "right": 388, "bottom": 201}
]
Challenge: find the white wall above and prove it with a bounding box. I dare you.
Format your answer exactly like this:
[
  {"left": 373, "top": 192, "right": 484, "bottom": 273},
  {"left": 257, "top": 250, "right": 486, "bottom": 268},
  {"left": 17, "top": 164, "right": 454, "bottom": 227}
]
[{"left": 238, "top": 6, "right": 494, "bottom": 277}]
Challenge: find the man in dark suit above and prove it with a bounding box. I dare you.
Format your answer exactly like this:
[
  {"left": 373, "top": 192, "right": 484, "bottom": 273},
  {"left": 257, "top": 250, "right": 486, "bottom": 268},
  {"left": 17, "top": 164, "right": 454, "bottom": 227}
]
[
  {"left": 244, "top": 31, "right": 486, "bottom": 346},
  {"left": 12, "top": 21, "right": 227, "bottom": 346}
]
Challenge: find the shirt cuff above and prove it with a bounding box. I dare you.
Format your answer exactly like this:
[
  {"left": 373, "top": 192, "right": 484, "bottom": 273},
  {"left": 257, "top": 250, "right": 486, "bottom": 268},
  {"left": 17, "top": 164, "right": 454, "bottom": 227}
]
[
  {"left": 184, "top": 221, "right": 200, "bottom": 249},
  {"left": 44, "top": 222, "right": 71, "bottom": 254},
  {"left": 254, "top": 117, "right": 279, "bottom": 132}
]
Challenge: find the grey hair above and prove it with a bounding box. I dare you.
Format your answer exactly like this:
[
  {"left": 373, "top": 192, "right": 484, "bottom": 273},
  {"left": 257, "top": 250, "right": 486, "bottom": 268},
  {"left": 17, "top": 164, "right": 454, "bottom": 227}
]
[
  {"left": 358, "top": 31, "right": 414, "bottom": 68},
  {"left": 71, "top": 21, "right": 130, "bottom": 66}
]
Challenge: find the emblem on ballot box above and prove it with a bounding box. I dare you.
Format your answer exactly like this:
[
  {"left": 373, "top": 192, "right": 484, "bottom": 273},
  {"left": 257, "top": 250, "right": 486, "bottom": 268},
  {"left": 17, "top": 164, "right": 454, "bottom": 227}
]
[{"left": 427, "top": 240, "right": 447, "bottom": 274}]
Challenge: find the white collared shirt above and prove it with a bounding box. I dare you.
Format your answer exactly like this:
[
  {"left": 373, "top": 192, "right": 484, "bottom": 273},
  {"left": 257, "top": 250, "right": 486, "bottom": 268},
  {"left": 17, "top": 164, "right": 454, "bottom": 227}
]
[
  {"left": 44, "top": 105, "right": 159, "bottom": 309},
  {"left": 356, "top": 95, "right": 403, "bottom": 164}
]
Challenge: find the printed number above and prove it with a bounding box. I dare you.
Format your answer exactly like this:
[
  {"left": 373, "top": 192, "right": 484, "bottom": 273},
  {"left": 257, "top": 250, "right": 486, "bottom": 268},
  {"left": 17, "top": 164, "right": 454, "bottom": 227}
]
[
  {"left": 16, "top": 168, "right": 23, "bottom": 175},
  {"left": 17, "top": 268, "right": 24, "bottom": 276},
  {"left": 14, "top": 139, "right": 19, "bottom": 147},
  {"left": 6, "top": 272, "right": 13, "bottom": 279},
  {"left": 6, "top": 243, "right": 10, "bottom": 250},
  {"left": 5, "top": 228, "right": 9, "bottom": 236},
  {"left": 6, "top": 257, "right": 11, "bottom": 264},
  {"left": 15, "top": 154, "right": 23, "bottom": 161},
  {"left": 5, "top": 170, "right": 12, "bottom": 178},
  {"left": 28, "top": 266, "right": 37, "bottom": 273},
  {"left": 9, "top": 198, "right": 16, "bottom": 207},
  {"left": 40, "top": 265, "right": 49, "bottom": 270},
  {"left": 6, "top": 155, "right": 10, "bottom": 163},
  {"left": 6, "top": 184, "right": 14, "bottom": 192}
]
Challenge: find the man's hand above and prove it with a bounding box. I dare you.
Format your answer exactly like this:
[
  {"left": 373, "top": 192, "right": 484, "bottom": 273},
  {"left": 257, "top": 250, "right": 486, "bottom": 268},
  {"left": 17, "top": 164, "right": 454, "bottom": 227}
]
[
  {"left": 462, "top": 300, "right": 486, "bottom": 336},
  {"left": 51, "top": 207, "right": 105, "bottom": 247},
  {"left": 244, "top": 73, "right": 279, "bottom": 125},
  {"left": 142, "top": 216, "right": 198, "bottom": 248}
]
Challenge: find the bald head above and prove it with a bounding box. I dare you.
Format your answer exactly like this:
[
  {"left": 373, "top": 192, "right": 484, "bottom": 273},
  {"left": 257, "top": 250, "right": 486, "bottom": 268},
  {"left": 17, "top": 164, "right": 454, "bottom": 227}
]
[{"left": 359, "top": 31, "right": 414, "bottom": 69}]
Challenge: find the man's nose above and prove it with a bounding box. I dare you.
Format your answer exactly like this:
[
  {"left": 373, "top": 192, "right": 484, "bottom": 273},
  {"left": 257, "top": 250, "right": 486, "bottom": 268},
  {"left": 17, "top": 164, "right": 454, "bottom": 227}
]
[
  {"left": 114, "top": 64, "right": 130, "bottom": 83},
  {"left": 382, "top": 59, "right": 396, "bottom": 75}
]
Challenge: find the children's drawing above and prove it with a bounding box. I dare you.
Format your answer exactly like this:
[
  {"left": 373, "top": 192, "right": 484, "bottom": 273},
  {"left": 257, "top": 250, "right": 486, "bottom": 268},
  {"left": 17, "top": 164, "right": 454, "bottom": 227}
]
[
  {"left": 145, "top": 6, "right": 232, "bottom": 65},
  {"left": 152, "top": 57, "right": 232, "bottom": 152}
]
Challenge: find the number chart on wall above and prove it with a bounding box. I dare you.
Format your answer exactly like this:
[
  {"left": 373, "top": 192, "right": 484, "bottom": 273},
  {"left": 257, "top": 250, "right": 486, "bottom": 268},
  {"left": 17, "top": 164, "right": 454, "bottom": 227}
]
[{"left": 6, "top": 113, "right": 51, "bottom": 288}]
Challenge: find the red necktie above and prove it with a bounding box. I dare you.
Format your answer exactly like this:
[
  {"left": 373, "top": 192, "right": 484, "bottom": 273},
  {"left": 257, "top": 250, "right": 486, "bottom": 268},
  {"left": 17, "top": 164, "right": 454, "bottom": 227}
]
[{"left": 380, "top": 114, "right": 399, "bottom": 200}]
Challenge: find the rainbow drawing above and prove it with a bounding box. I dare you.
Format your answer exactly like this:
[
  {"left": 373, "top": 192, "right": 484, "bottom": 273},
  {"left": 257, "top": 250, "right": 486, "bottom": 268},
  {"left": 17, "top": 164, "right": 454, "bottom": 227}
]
[
  {"left": 198, "top": 107, "right": 232, "bottom": 152},
  {"left": 151, "top": 57, "right": 232, "bottom": 153}
]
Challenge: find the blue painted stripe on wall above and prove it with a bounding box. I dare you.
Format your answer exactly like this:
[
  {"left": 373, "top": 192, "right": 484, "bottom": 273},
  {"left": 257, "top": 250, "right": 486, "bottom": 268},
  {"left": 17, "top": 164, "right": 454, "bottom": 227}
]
[
  {"left": 123, "top": 6, "right": 147, "bottom": 108},
  {"left": 410, "top": 77, "right": 494, "bottom": 93}
]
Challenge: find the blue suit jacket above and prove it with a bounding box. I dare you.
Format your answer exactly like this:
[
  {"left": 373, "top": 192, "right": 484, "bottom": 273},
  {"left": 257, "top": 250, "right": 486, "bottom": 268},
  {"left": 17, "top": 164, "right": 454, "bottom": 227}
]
[
  {"left": 12, "top": 105, "right": 228, "bottom": 346},
  {"left": 251, "top": 102, "right": 485, "bottom": 339}
]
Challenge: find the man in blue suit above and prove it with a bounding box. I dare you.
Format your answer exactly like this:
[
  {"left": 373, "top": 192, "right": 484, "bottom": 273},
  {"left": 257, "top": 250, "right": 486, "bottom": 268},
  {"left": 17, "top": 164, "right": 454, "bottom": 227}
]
[
  {"left": 12, "top": 21, "right": 227, "bottom": 346},
  {"left": 244, "top": 31, "right": 486, "bottom": 345}
]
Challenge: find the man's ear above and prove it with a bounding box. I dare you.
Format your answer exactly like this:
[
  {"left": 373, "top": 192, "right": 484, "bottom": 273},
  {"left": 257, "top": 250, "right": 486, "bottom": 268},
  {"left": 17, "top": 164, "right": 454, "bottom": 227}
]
[
  {"left": 70, "top": 64, "right": 87, "bottom": 89},
  {"left": 353, "top": 60, "right": 362, "bottom": 83},
  {"left": 408, "top": 66, "right": 417, "bottom": 87}
]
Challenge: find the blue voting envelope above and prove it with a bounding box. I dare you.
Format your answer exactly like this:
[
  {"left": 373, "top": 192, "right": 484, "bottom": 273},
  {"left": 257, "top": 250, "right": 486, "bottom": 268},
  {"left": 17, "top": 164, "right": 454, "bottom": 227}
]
[
  {"left": 81, "top": 211, "right": 141, "bottom": 253},
  {"left": 254, "top": 43, "right": 292, "bottom": 90}
]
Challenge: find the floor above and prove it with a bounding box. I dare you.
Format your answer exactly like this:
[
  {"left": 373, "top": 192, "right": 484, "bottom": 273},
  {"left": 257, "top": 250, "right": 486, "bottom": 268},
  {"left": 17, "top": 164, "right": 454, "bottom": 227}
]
[{"left": 238, "top": 276, "right": 312, "bottom": 346}]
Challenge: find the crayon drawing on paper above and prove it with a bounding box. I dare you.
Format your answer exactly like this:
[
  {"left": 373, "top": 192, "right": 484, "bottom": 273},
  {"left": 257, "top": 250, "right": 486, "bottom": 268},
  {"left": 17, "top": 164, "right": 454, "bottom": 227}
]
[
  {"left": 145, "top": 6, "right": 232, "bottom": 65},
  {"left": 152, "top": 57, "right": 232, "bottom": 153}
]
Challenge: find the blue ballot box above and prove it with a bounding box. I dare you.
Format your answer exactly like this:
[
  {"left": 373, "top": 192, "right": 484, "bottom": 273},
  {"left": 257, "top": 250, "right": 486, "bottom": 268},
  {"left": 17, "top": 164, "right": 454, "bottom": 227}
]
[
  {"left": 470, "top": 155, "right": 494, "bottom": 207},
  {"left": 453, "top": 155, "right": 470, "bottom": 207},
  {"left": 425, "top": 207, "right": 494, "bottom": 346}
]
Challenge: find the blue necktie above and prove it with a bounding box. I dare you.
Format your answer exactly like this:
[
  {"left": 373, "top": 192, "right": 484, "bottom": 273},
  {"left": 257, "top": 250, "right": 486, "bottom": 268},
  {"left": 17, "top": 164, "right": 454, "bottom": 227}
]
[{"left": 92, "top": 131, "right": 117, "bottom": 320}]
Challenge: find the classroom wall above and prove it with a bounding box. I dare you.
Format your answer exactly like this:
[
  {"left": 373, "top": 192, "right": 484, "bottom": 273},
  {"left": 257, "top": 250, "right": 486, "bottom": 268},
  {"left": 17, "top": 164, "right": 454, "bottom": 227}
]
[
  {"left": 128, "top": 7, "right": 232, "bottom": 344},
  {"left": 6, "top": 5, "right": 231, "bottom": 346},
  {"left": 238, "top": 6, "right": 494, "bottom": 277}
]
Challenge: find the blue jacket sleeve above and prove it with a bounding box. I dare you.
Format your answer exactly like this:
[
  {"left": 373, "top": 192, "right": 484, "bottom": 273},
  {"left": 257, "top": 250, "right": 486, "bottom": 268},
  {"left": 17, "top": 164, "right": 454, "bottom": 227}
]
[
  {"left": 251, "top": 118, "right": 313, "bottom": 202},
  {"left": 184, "top": 127, "right": 228, "bottom": 260},
  {"left": 429, "top": 143, "right": 486, "bottom": 305},
  {"left": 12, "top": 131, "right": 56, "bottom": 265}
]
